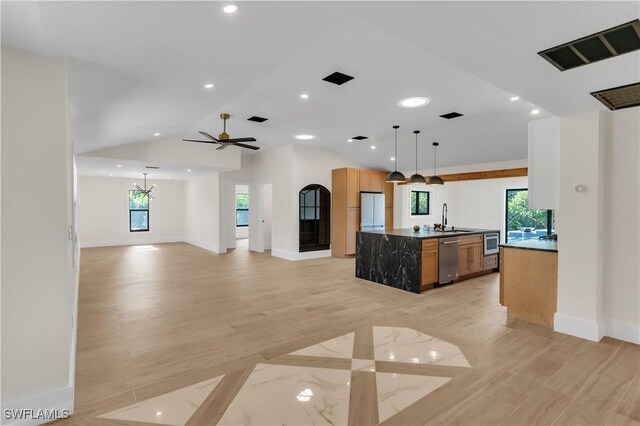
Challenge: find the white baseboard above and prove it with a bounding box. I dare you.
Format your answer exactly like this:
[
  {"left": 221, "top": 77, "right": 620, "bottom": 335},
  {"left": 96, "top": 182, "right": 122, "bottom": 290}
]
[
  {"left": 1, "top": 386, "right": 74, "bottom": 425},
  {"left": 603, "top": 318, "right": 640, "bottom": 344},
  {"left": 80, "top": 236, "right": 184, "bottom": 248},
  {"left": 184, "top": 238, "right": 226, "bottom": 254},
  {"left": 264, "top": 242, "right": 271, "bottom": 250},
  {"left": 271, "top": 249, "right": 331, "bottom": 261},
  {"left": 554, "top": 313, "right": 603, "bottom": 342}
]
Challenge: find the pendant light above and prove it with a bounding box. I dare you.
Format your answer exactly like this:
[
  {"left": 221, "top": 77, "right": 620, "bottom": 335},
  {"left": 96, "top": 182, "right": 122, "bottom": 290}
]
[
  {"left": 408, "top": 130, "right": 426, "bottom": 184},
  {"left": 425, "top": 142, "right": 445, "bottom": 186},
  {"left": 386, "top": 125, "right": 406, "bottom": 183}
]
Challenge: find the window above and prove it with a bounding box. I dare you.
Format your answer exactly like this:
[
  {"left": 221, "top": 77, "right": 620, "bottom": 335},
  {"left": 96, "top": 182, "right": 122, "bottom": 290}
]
[
  {"left": 505, "top": 188, "right": 555, "bottom": 243},
  {"left": 299, "top": 184, "right": 330, "bottom": 252},
  {"left": 129, "top": 190, "right": 149, "bottom": 232},
  {"left": 410, "top": 191, "right": 430, "bottom": 215},
  {"left": 235, "top": 193, "right": 249, "bottom": 227}
]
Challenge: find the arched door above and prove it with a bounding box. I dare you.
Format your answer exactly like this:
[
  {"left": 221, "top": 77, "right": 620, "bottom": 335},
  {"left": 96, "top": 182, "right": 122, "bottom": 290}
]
[{"left": 299, "top": 184, "right": 330, "bottom": 252}]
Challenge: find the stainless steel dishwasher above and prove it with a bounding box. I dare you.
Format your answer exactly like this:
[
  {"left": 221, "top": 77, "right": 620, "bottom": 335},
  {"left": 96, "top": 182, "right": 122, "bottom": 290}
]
[{"left": 439, "top": 237, "right": 460, "bottom": 284}]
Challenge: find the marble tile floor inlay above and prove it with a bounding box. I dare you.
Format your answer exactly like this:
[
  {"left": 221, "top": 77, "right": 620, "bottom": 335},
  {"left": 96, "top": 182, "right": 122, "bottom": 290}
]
[
  {"left": 98, "top": 326, "right": 470, "bottom": 425},
  {"left": 373, "top": 326, "right": 471, "bottom": 367}
]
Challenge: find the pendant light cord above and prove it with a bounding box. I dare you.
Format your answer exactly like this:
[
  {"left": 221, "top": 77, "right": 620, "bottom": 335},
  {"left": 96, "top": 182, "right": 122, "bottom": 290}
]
[
  {"left": 434, "top": 145, "right": 437, "bottom": 176},
  {"left": 415, "top": 133, "right": 418, "bottom": 174}
]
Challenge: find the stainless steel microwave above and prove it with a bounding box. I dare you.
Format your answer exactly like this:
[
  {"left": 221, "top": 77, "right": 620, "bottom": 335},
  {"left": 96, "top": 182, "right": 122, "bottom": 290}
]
[{"left": 484, "top": 233, "right": 500, "bottom": 255}]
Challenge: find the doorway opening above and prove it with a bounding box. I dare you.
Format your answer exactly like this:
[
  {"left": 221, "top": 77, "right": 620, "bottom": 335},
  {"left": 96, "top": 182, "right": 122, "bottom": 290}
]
[{"left": 235, "top": 184, "right": 249, "bottom": 249}]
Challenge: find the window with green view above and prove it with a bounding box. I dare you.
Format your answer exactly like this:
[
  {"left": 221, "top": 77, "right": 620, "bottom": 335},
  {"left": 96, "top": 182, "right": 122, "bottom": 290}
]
[
  {"left": 410, "top": 191, "right": 430, "bottom": 215},
  {"left": 129, "top": 190, "right": 149, "bottom": 232},
  {"left": 236, "top": 193, "right": 249, "bottom": 227},
  {"left": 505, "top": 188, "right": 554, "bottom": 243}
]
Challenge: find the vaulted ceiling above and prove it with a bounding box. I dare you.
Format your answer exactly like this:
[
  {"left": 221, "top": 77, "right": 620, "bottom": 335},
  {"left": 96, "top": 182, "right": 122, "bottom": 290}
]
[{"left": 3, "top": 1, "right": 638, "bottom": 174}]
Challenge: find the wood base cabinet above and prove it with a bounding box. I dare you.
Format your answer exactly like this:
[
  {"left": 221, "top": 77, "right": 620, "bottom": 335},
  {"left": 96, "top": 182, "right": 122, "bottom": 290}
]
[
  {"left": 421, "top": 239, "right": 438, "bottom": 289},
  {"left": 332, "top": 168, "right": 393, "bottom": 257},
  {"left": 458, "top": 235, "right": 483, "bottom": 277}
]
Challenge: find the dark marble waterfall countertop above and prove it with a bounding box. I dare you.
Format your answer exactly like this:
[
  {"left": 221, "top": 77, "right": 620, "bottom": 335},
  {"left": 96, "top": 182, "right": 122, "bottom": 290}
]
[
  {"left": 359, "top": 227, "right": 500, "bottom": 239},
  {"left": 355, "top": 228, "right": 499, "bottom": 294},
  {"left": 500, "top": 239, "right": 558, "bottom": 252}
]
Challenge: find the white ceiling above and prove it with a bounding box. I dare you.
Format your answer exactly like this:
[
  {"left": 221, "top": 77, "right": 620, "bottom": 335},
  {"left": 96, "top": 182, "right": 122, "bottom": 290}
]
[{"left": 3, "top": 1, "right": 638, "bottom": 173}]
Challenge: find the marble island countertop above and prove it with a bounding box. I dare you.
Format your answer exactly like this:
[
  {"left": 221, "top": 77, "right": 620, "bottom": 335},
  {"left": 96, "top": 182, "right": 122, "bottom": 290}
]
[
  {"left": 500, "top": 239, "right": 558, "bottom": 252},
  {"left": 358, "top": 227, "right": 499, "bottom": 239}
]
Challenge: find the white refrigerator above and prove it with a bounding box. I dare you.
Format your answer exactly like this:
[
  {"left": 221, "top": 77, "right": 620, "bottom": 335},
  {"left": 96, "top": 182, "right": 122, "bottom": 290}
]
[{"left": 360, "top": 193, "right": 385, "bottom": 231}]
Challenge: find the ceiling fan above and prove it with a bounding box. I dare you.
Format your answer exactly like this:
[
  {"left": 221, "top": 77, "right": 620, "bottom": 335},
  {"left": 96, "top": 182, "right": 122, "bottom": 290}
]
[{"left": 183, "top": 113, "right": 260, "bottom": 150}]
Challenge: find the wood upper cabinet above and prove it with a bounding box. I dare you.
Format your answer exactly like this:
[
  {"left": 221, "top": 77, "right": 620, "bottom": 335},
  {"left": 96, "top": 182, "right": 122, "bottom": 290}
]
[
  {"left": 359, "top": 170, "right": 371, "bottom": 192},
  {"left": 370, "top": 171, "right": 384, "bottom": 193},
  {"left": 345, "top": 208, "right": 360, "bottom": 255},
  {"left": 332, "top": 167, "right": 393, "bottom": 258},
  {"left": 421, "top": 239, "right": 438, "bottom": 288},
  {"left": 346, "top": 169, "right": 360, "bottom": 208}
]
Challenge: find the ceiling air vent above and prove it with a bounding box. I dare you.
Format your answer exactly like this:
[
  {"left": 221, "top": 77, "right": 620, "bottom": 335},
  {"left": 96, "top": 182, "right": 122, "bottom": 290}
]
[
  {"left": 539, "top": 20, "right": 640, "bottom": 71},
  {"left": 439, "top": 112, "right": 464, "bottom": 119},
  {"left": 351, "top": 135, "right": 368, "bottom": 140},
  {"left": 145, "top": 166, "right": 160, "bottom": 169},
  {"left": 322, "top": 71, "right": 354, "bottom": 85},
  {"left": 591, "top": 82, "right": 640, "bottom": 111},
  {"left": 247, "top": 116, "right": 268, "bottom": 123}
]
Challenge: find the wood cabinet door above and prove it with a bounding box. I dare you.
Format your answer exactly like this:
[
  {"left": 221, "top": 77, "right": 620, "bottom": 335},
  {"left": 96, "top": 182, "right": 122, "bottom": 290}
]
[
  {"left": 346, "top": 208, "right": 360, "bottom": 255},
  {"left": 359, "top": 170, "right": 371, "bottom": 192},
  {"left": 469, "top": 243, "right": 484, "bottom": 273},
  {"left": 371, "top": 171, "right": 384, "bottom": 193},
  {"left": 458, "top": 245, "right": 470, "bottom": 276},
  {"left": 499, "top": 248, "right": 505, "bottom": 305},
  {"left": 385, "top": 207, "right": 393, "bottom": 231},
  {"left": 347, "top": 169, "right": 360, "bottom": 208},
  {"left": 421, "top": 241, "right": 438, "bottom": 286}
]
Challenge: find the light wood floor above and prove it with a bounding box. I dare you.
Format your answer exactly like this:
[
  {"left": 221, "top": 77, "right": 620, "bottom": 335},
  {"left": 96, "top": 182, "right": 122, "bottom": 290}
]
[{"left": 60, "top": 242, "right": 638, "bottom": 425}]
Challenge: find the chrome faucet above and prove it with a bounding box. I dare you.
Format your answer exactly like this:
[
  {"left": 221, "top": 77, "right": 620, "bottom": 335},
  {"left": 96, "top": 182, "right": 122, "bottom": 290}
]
[{"left": 442, "top": 203, "right": 448, "bottom": 231}]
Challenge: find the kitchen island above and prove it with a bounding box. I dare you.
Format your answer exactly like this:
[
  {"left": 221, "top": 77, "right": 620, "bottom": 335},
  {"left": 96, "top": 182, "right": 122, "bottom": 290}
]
[{"left": 356, "top": 228, "right": 499, "bottom": 294}]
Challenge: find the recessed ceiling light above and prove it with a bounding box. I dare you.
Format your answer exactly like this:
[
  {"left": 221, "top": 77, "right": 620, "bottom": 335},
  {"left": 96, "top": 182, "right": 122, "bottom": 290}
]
[
  {"left": 398, "top": 97, "right": 430, "bottom": 108},
  {"left": 223, "top": 4, "right": 237, "bottom": 13},
  {"left": 154, "top": 132, "right": 160, "bottom": 136},
  {"left": 187, "top": 169, "right": 192, "bottom": 172},
  {"left": 204, "top": 83, "right": 214, "bottom": 89},
  {"left": 109, "top": 173, "right": 114, "bottom": 176},
  {"left": 531, "top": 109, "right": 541, "bottom": 115},
  {"left": 510, "top": 96, "right": 520, "bottom": 101},
  {"left": 390, "top": 157, "right": 395, "bottom": 161},
  {"left": 156, "top": 412, "right": 162, "bottom": 416},
  {"left": 300, "top": 93, "right": 309, "bottom": 99},
  {"left": 166, "top": 176, "right": 171, "bottom": 179},
  {"left": 370, "top": 145, "right": 376, "bottom": 150},
  {"left": 347, "top": 139, "right": 353, "bottom": 142},
  {"left": 116, "top": 164, "right": 123, "bottom": 168},
  {"left": 294, "top": 134, "right": 315, "bottom": 140}
]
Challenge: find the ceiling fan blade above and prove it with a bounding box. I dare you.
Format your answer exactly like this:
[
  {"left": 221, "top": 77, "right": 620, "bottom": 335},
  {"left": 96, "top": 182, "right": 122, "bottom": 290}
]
[
  {"left": 198, "top": 131, "right": 219, "bottom": 142},
  {"left": 183, "top": 139, "right": 222, "bottom": 145},
  {"left": 216, "top": 144, "right": 229, "bottom": 150},
  {"left": 225, "top": 137, "right": 257, "bottom": 143},
  {"left": 232, "top": 142, "right": 261, "bottom": 150}
]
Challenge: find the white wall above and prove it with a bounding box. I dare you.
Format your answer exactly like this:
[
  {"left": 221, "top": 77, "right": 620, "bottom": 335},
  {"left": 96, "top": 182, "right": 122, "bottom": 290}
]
[
  {"left": 1, "top": 45, "right": 76, "bottom": 420},
  {"left": 602, "top": 109, "right": 640, "bottom": 343},
  {"left": 218, "top": 144, "right": 361, "bottom": 259},
  {"left": 184, "top": 172, "right": 224, "bottom": 253},
  {"left": 396, "top": 160, "right": 528, "bottom": 238},
  {"left": 78, "top": 176, "right": 185, "bottom": 247},
  {"left": 555, "top": 110, "right": 605, "bottom": 342}
]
